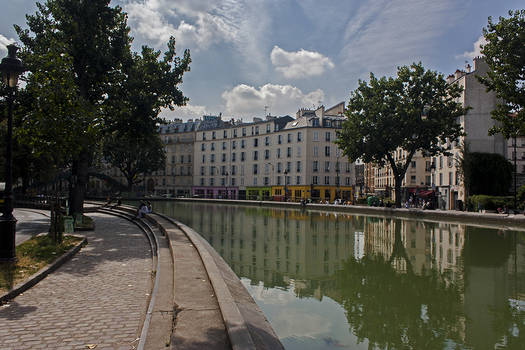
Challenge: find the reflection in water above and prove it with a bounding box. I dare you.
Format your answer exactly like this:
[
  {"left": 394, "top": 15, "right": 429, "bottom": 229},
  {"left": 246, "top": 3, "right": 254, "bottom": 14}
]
[{"left": 153, "top": 201, "right": 525, "bottom": 350}]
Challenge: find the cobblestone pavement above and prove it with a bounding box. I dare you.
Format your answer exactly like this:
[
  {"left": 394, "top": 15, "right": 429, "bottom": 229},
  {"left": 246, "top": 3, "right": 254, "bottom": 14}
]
[{"left": 0, "top": 213, "right": 152, "bottom": 350}]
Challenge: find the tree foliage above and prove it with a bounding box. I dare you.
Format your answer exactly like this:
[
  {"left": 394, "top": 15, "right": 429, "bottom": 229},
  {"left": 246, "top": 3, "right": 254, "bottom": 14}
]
[
  {"left": 478, "top": 10, "right": 525, "bottom": 138},
  {"left": 102, "top": 41, "right": 190, "bottom": 189},
  {"left": 13, "top": 0, "right": 190, "bottom": 211},
  {"left": 336, "top": 63, "right": 466, "bottom": 207},
  {"left": 460, "top": 151, "right": 512, "bottom": 196}
]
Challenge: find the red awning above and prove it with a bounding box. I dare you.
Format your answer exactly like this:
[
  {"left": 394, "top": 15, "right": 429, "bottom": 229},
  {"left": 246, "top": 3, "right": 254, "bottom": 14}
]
[{"left": 418, "top": 190, "right": 435, "bottom": 198}]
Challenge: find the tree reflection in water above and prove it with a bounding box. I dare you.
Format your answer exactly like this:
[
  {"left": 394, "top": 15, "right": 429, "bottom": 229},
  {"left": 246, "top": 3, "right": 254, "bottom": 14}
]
[{"left": 335, "top": 220, "right": 464, "bottom": 349}]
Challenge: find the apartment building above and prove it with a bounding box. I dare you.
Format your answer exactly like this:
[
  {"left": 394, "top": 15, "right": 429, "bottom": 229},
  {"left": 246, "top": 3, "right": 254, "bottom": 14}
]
[
  {"left": 431, "top": 57, "right": 506, "bottom": 209},
  {"left": 193, "top": 103, "right": 355, "bottom": 202}
]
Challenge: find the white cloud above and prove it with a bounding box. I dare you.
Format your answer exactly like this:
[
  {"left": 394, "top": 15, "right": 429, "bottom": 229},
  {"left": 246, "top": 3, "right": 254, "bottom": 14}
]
[
  {"left": 159, "top": 103, "right": 209, "bottom": 121},
  {"left": 271, "top": 46, "right": 334, "bottom": 79},
  {"left": 221, "top": 83, "right": 325, "bottom": 117},
  {"left": 0, "top": 34, "right": 15, "bottom": 57},
  {"left": 459, "top": 35, "right": 487, "bottom": 59}
]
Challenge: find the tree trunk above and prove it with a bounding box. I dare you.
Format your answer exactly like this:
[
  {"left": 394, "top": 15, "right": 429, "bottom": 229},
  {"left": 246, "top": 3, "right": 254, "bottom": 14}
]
[
  {"left": 394, "top": 176, "right": 403, "bottom": 208},
  {"left": 69, "top": 150, "right": 90, "bottom": 216}
]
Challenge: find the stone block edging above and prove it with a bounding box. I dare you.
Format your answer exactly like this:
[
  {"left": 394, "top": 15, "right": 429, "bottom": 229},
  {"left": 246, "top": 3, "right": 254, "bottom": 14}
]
[
  {"left": 0, "top": 235, "right": 87, "bottom": 304},
  {"left": 154, "top": 213, "right": 257, "bottom": 350}
]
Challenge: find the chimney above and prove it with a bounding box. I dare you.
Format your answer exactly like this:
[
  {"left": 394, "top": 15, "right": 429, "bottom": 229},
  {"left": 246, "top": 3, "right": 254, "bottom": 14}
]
[{"left": 446, "top": 74, "right": 455, "bottom": 84}]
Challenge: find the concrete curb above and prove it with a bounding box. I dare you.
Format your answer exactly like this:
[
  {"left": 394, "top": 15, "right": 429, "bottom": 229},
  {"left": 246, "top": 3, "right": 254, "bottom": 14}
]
[
  {"left": 155, "top": 214, "right": 257, "bottom": 350},
  {"left": 0, "top": 235, "right": 87, "bottom": 304}
]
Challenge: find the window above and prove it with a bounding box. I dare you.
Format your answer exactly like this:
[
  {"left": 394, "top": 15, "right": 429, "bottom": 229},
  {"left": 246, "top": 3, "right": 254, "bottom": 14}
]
[
  {"left": 202, "top": 132, "right": 206, "bottom": 140},
  {"left": 277, "top": 162, "right": 282, "bottom": 173},
  {"left": 211, "top": 154, "right": 215, "bottom": 163},
  {"left": 296, "top": 161, "right": 301, "bottom": 172},
  {"left": 242, "top": 128, "right": 246, "bottom": 136},
  {"left": 345, "top": 177, "right": 351, "bottom": 185},
  {"left": 210, "top": 166, "right": 215, "bottom": 175},
  {"left": 201, "top": 143, "right": 205, "bottom": 151},
  {"left": 223, "top": 130, "right": 227, "bottom": 138},
  {"left": 278, "top": 135, "right": 282, "bottom": 144},
  {"left": 241, "top": 140, "right": 245, "bottom": 148},
  {"left": 324, "top": 176, "right": 330, "bottom": 185},
  {"left": 253, "top": 164, "right": 258, "bottom": 174},
  {"left": 265, "top": 136, "right": 270, "bottom": 146},
  {"left": 264, "top": 149, "right": 270, "bottom": 159},
  {"left": 325, "top": 146, "right": 330, "bottom": 156},
  {"left": 346, "top": 162, "right": 351, "bottom": 173},
  {"left": 212, "top": 131, "right": 216, "bottom": 139},
  {"left": 202, "top": 154, "right": 205, "bottom": 163},
  {"left": 211, "top": 143, "right": 215, "bottom": 151},
  {"left": 188, "top": 155, "right": 191, "bottom": 163},
  {"left": 313, "top": 118, "right": 320, "bottom": 127},
  {"left": 266, "top": 123, "right": 271, "bottom": 132},
  {"left": 313, "top": 176, "right": 318, "bottom": 184},
  {"left": 313, "top": 131, "right": 319, "bottom": 141},
  {"left": 313, "top": 146, "right": 318, "bottom": 157},
  {"left": 231, "top": 178, "right": 236, "bottom": 186},
  {"left": 439, "top": 173, "right": 443, "bottom": 186},
  {"left": 221, "top": 166, "right": 226, "bottom": 175},
  {"left": 241, "top": 152, "right": 245, "bottom": 161},
  {"left": 232, "top": 153, "right": 236, "bottom": 162},
  {"left": 297, "top": 147, "right": 302, "bottom": 157},
  {"left": 253, "top": 138, "right": 258, "bottom": 147},
  {"left": 200, "top": 167, "right": 205, "bottom": 176},
  {"left": 296, "top": 176, "right": 301, "bottom": 184},
  {"left": 222, "top": 142, "right": 227, "bottom": 150},
  {"left": 297, "top": 132, "right": 302, "bottom": 142},
  {"left": 221, "top": 178, "right": 225, "bottom": 186},
  {"left": 325, "top": 161, "right": 330, "bottom": 172},
  {"left": 410, "top": 175, "right": 416, "bottom": 183},
  {"left": 232, "top": 140, "right": 236, "bottom": 149},
  {"left": 253, "top": 151, "right": 259, "bottom": 160},
  {"left": 287, "top": 134, "right": 292, "bottom": 143},
  {"left": 210, "top": 178, "right": 214, "bottom": 186},
  {"left": 264, "top": 177, "right": 269, "bottom": 185},
  {"left": 231, "top": 165, "right": 237, "bottom": 175},
  {"left": 313, "top": 161, "right": 319, "bottom": 172},
  {"left": 325, "top": 132, "right": 331, "bottom": 141},
  {"left": 234, "top": 129, "right": 238, "bottom": 137},
  {"left": 222, "top": 153, "right": 226, "bottom": 162},
  {"left": 449, "top": 172, "right": 453, "bottom": 185},
  {"left": 277, "top": 148, "right": 281, "bottom": 158},
  {"left": 255, "top": 126, "right": 259, "bottom": 135},
  {"left": 277, "top": 176, "right": 282, "bottom": 185},
  {"left": 287, "top": 147, "right": 292, "bottom": 157},
  {"left": 411, "top": 161, "right": 416, "bottom": 168},
  {"left": 286, "top": 162, "right": 291, "bottom": 172}
]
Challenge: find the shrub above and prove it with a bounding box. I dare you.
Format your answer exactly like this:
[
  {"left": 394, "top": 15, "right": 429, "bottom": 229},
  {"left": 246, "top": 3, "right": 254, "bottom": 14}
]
[{"left": 469, "top": 195, "right": 514, "bottom": 211}]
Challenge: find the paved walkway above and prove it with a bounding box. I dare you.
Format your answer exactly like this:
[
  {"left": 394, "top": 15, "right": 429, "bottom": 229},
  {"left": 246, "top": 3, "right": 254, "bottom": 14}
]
[
  {"left": 0, "top": 213, "right": 152, "bottom": 350},
  {"left": 14, "top": 208, "right": 50, "bottom": 245}
]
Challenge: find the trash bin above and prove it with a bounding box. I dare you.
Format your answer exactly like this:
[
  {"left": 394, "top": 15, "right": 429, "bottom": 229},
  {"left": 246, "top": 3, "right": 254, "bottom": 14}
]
[{"left": 62, "top": 216, "right": 74, "bottom": 234}]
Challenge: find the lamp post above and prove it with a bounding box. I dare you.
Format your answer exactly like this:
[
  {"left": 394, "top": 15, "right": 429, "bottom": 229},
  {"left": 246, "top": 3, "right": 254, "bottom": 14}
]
[
  {"left": 0, "top": 44, "right": 25, "bottom": 262},
  {"left": 284, "top": 169, "right": 288, "bottom": 202}
]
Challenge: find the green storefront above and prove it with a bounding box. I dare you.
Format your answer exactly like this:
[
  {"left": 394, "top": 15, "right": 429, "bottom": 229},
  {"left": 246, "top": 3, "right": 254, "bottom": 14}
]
[{"left": 246, "top": 186, "right": 272, "bottom": 200}]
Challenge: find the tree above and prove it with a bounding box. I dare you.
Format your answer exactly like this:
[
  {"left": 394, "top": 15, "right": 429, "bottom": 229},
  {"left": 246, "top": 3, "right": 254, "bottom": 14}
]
[
  {"left": 336, "top": 63, "right": 465, "bottom": 207},
  {"left": 103, "top": 131, "right": 165, "bottom": 191},
  {"left": 14, "top": 1, "right": 190, "bottom": 215},
  {"left": 15, "top": 0, "right": 132, "bottom": 216},
  {"left": 102, "top": 42, "right": 190, "bottom": 191},
  {"left": 460, "top": 150, "right": 512, "bottom": 196},
  {"left": 478, "top": 10, "right": 525, "bottom": 138}
]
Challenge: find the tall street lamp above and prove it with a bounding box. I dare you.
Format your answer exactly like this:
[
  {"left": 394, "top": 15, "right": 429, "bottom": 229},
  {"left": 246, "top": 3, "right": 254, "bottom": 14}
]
[{"left": 0, "top": 44, "right": 25, "bottom": 262}]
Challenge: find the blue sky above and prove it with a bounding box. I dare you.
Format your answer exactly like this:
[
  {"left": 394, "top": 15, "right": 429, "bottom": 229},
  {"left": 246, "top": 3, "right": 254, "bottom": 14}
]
[{"left": 1, "top": 0, "right": 523, "bottom": 121}]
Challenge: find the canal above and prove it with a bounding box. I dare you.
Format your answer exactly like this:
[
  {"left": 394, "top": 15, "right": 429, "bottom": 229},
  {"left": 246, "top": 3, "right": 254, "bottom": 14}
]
[{"left": 152, "top": 201, "right": 525, "bottom": 350}]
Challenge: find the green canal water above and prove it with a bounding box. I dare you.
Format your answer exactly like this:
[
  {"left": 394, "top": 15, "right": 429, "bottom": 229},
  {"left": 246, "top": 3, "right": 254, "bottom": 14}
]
[{"left": 152, "top": 201, "right": 525, "bottom": 350}]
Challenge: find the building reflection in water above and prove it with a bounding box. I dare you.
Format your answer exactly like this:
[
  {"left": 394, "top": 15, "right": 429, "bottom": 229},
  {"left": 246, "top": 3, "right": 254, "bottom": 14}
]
[{"left": 153, "top": 201, "right": 525, "bottom": 349}]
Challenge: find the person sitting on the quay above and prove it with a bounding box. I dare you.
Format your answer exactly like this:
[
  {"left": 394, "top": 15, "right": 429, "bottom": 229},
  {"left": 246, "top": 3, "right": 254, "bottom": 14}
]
[{"left": 136, "top": 201, "right": 152, "bottom": 218}]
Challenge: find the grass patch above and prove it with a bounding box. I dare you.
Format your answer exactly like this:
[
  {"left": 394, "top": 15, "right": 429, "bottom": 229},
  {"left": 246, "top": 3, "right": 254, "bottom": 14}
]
[{"left": 0, "top": 235, "right": 83, "bottom": 293}]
